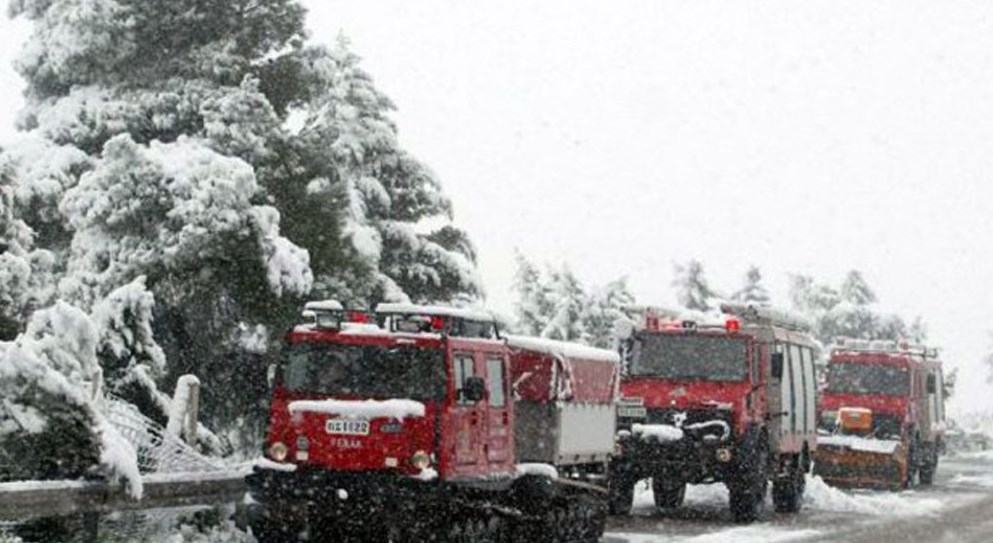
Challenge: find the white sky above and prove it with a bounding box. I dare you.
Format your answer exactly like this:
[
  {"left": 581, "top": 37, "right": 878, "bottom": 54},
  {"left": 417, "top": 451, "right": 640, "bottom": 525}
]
[{"left": 2, "top": 1, "right": 993, "bottom": 413}]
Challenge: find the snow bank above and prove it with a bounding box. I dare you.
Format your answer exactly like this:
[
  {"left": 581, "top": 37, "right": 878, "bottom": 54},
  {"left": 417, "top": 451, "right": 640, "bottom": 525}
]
[
  {"left": 505, "top": 334, "right": 620, "bottom": 363},
  {"left": 949, "top": 473, "right": 993, "bottom": 488},
  {"left": 818, "top": 434, "right": 901, "bottom": 454},
  {"left": 803, "top": 474, "right": 942, "bottom": 516},
  {"left": 288, "top": 398, "right": 425, "bottom": 420},
  {"left": 516, "top": 463, "right": 559, "bottom": 479},
  {"left": 632, "top": 423, "right": 684, "bottom": 442}
]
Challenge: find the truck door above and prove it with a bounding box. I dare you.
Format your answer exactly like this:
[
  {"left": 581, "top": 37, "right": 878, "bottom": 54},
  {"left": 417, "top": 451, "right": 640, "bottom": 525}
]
[
  {"left": 451, "top": 348, "right": 486, "bottom": 474},
  {"left": 484, "top": 351, "right": 514, "bottom": 471}
]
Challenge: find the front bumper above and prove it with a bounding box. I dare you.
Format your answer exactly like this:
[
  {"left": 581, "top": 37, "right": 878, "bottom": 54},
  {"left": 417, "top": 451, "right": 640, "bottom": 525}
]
[
  {"left": 246, "top": 466, "right": 437, "bottom": 524},
  {"left": 614, "top": 433, "right": 735, "bottom": 484}
]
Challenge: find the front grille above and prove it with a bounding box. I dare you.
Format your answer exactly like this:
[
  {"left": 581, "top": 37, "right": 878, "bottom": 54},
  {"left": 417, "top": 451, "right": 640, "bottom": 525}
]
[{"left": 619, "top": 407, "right": 733, "bottom": 437}]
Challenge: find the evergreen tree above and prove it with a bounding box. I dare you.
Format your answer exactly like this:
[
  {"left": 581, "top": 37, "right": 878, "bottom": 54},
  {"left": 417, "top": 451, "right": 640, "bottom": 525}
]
[
  {"left": 583, "top": 278, "right": 635, "bottom": 348},
  {"left": 541, "top": 266, "right": 586, "bottom": 342},
  {"left": 732, "top": 265, "right": 770, "bottom": 304},
  {"left": 512, "top": 251, "right": 551, "bottom": 337},
  {"left": 3, "top": 0, "right": 481, "bottom": 455},
  {"left": 673, "top": 259, "right": 715, "bottom": 312},
  {"left": 511, "top": 252, "right": 635, "bottom": 346}
]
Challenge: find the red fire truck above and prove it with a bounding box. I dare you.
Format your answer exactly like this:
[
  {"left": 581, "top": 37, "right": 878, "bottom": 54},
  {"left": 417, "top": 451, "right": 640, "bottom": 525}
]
[
  {"left": 246, "top": 301, "right": 617, "bottom": 542},
  {"left": 815, "top": 339, "right": 945, "bottom": 490},
  {"left": 608, "top": 303, "right": 819, "bottom": 523}
]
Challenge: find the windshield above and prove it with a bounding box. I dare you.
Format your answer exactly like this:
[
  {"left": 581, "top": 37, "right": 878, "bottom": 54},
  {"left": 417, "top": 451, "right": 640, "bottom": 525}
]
[
  {"left": 631, "top": 334, "right": 748, "bottom": 381},
  {"left": 281, "top": 343, "right": 446, "bottom": 400},
  {"left": 826, "top": 363, "right": 909, "bottom": 397}
]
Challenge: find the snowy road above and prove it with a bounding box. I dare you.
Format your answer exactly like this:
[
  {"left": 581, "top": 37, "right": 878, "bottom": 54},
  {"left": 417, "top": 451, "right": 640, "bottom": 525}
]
[{"left": 603, "top": 452, "right": 993, "bottom": 543}]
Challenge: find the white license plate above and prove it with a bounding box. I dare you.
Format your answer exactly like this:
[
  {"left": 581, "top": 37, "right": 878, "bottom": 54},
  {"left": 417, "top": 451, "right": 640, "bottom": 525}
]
[
  {"left": 326, "top": 419, "right": 370, "bottom": 436},
  {"left": 618, "top": 406, "right": 647, "bottom": 418}
]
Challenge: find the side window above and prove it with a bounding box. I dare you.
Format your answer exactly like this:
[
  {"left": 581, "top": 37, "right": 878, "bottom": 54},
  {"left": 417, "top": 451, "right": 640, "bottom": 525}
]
[
  {"left": 788, "top": 344, "right": 803, "bottom": 433},
  {"left": 751, "top": 343, "right": 762, "bottom": 383},
  {"left": 454, "top": 354, "right": 475, "bottom": 405},
  {"left": 800, "top": 347, "right": 815, "bottom": 434},
  {"left": 487, "top": 356, "right": 506, "bottom": 408}
]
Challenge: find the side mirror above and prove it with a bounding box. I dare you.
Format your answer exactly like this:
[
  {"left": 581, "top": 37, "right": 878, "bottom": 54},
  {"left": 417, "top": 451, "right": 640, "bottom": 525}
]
[
  {"left": 463, "top": 376, "right": 486, "bottom": 403},
  {"left": 267, "top": 364, "right": 278, "bottom": 390},
  {"left": 926, "top": 374, "right": 937, "bottom": 394},
  {"left": 770, "top": 353, "right": 784, "bottom": 380}
]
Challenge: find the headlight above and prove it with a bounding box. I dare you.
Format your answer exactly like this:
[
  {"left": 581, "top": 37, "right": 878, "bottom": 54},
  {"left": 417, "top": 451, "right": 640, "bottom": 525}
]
[
  {"left": 410, "top": 450, "right": 431, "bottom": 470},
  {"left": 269, "top": 442, "right": 289, "bottom": 462}
]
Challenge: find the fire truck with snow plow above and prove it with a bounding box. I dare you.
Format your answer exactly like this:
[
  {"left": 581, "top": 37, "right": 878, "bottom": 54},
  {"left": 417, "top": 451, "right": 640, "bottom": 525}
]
[
  {"left": 814, "top": 338, "right": 945, "bottom": 491},
  {"left": 246, "top": 300, "right": 619, "bottom": 542},
  {"left": 608, "top": 303, "right": 819, "bottom": 523}
]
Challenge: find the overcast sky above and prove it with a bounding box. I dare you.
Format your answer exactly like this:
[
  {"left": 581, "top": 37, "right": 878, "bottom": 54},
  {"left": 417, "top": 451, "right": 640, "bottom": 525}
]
[{"left": 2, "top": 1, "right": 993, "bottom": 413}]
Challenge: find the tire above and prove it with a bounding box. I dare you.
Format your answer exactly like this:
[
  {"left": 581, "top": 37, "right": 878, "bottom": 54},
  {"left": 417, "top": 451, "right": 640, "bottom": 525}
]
[
  {"left": 652, "top": 477, "right": 686, "bottom": 510},
  {"left": 729, "top": 430, "right": 769, "bottom": 523},
  {"left": 919, "top": 448, "right": 938, "bottom": 486},
  {"left": 772, "top": 456, "right": 805, "bottom": 513},
  {"left": 729, "top": 484, "right": 765, "bottom": 523},
  {"left": 608, "top": 470, "right": 636, "bottom": 516},
  {"left": 903, "top": 438, "right": 921, "bottom": 489}
]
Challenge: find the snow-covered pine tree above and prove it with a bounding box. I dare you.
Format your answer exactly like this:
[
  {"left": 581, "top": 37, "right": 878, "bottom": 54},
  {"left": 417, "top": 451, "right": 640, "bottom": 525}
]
[
  {"left": 583, "top": 278, "right": 635, "bottom": 348},
  {"left": 298, "top": 36, "right": 481, "bottom": 304},
  {"left": 512, "top": 251, "right": 551, "bottom": 336},
  {"left": 732, "top": 265, "right": 770, "bottom": 304},
  {"left": 541, "top": 266, "right": 586, "bottom": 342},
  {"left": 4, "top": 0, "right": 481, "bottom": 448},
  {"left": 673, "top": 259, "right": 716, "bottom": 312}
]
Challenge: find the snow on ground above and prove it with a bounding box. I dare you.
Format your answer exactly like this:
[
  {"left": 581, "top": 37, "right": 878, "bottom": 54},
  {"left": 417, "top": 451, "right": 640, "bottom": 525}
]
[
  {"left": 949, "top": 473, "right": 993, "bottom": 488},
  {"left": 803, "top": 475, "right": 942, "bottom": 516},
  {"left": 613, "top": 526, "right": 823, "bottom": 543},
  {"left": 632, "top": 473, "right": 944, "bottom": 518}
]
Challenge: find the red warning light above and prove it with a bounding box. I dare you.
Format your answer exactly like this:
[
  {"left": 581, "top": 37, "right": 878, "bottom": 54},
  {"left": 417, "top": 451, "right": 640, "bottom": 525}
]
[
  {"left": 431, "top": 316, "right": 446, "bottom": 330},
  {"left": 347, "top": 311, "right": 369, "bottom": 323},
  {"left": 726, "top": 318, "right": 741, "bottom": 333}
]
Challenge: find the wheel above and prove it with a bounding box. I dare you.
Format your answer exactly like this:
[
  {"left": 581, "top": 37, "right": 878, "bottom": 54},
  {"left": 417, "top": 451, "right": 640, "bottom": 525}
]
[
  {"left": 903, "top": 438, "right": 921, "bottom": 489},
  {"left": 772, "top": 456, "right": 805, "bottom": 513},
  {"left": 919, "top": 448, "right": 938, "bottom": 486},
  {"left": 729, "top": 483, "right": 766, "bottom": 523},
  {"left": 652, "top": 477, "right": 686, "bottom": 510},
  {"left": 729, "top": 431, "right": 769, "bottom": 523},
  {"left": 575, "top": 494, "right": 607, "bottom": 543},
  {"left": 608, "top": 475, "right": 636, "bottom": 515}
]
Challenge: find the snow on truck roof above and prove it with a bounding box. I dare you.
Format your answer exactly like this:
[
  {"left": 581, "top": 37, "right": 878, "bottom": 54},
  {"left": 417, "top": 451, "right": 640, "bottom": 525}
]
[
  {"left": 504, "top": 334, "right": 620, "bottom": 363},
  {"left": 375, "top": 303, "right": 495, "bottom": 322},
  {"left": 304, "top": 299, "right": 345, "bottom": 312}
]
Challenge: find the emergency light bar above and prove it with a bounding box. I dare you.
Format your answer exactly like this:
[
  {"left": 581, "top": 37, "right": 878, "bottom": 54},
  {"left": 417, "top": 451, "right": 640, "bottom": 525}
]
[
  {"left": 374, "top": 303, "right": 499, "bottom": 339},
  {"left": 300, "top": 300, "right": 374, "bottom": 330},
  {"left": 833, "top": 337, "right": 940, "bottom": 359},
  {"left": 720, "top": 303, "right": 811, "bottom": 332}
]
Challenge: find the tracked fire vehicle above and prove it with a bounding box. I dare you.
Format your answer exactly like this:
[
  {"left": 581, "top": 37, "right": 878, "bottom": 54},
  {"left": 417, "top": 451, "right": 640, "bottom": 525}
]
[
  {"left": 246, "top": 301, "right": 617, "bottom": 542},
  {"left": 815, "top": 338, "right": 945, "bottom": 490},
  {"left": 609, "top": 303, "right": 819, "bottom": 523}
]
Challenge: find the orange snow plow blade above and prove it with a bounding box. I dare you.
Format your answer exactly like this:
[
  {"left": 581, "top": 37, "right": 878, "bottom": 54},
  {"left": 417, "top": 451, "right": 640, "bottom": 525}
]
[{"left": 813, "top": 438, "right": 907, "bottom": 491}]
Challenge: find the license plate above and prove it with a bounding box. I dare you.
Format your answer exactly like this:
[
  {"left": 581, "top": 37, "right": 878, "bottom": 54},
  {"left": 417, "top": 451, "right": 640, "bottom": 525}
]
[
  {"left": 618, "top": 406, "right": 647, "bottom": 418},
  {"left": 326, "top": 419, "right": 370, "bottom": 436}
]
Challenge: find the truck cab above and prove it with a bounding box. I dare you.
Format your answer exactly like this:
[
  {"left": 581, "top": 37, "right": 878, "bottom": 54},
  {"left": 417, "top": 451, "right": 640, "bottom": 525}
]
[
  {"left": 246, "top": 301, "right": 611, "bottom": 542},
  {"left": 247, "top": 301, "right": 513, "bottom": 540},
  {"left": 609, "top": 303, "right": 818, "bottom": 522},
  {"left": 815, "top": 339, "right": 945, "bottom": 490}
]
